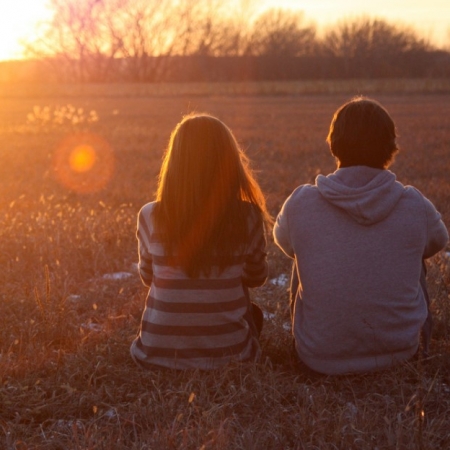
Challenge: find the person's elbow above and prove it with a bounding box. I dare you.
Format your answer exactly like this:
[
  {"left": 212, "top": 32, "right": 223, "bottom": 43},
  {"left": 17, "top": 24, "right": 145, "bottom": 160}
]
[
  {"left": 273, "top": 221, "right": 294, "bottom": 258},
  {"left": 243, "top": 261, "right": 268, "bottom": 288},
  {"left": 138, "top": 265, "right": 153, "bottom": 287},
  {"left": 273, "top": 232, "right": 294, "bottom": 258},
  {"left": 423, "top": 225, "right": 449, "bottom": 259}
]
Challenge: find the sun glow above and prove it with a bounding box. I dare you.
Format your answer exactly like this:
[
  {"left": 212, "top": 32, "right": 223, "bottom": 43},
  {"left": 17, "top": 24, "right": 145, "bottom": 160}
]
[
  {"left": 70, "top": 145, "right": 97, "bottom": 173},
  {"left": 0, "top": 1, "right": 51, "bottom": 60},
  {"left": 53, "top": 134, "right": 115, "bottom": 194}
]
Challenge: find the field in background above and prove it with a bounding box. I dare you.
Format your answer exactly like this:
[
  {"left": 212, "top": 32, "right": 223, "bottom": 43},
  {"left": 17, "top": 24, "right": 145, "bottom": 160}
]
[
  {"left": 1, "top": 78, "right": 450, "bottom": 99},
  {"left": 0, "top": 81, "right": 449, "bottom": 449}
]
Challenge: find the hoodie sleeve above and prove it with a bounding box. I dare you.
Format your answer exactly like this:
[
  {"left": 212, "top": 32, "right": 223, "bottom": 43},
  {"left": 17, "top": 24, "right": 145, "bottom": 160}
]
[
  {"left": 273, "top": 195, "right": 295, "bottom": 259},
  {"left": 421, "top": 194, "right": 449, "bottom": 259}
]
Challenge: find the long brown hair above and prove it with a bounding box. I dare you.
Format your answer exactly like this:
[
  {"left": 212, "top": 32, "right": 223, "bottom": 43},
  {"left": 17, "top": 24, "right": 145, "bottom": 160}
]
[{"left": 153, "top": 113, "right": 271, "bottom": 277}]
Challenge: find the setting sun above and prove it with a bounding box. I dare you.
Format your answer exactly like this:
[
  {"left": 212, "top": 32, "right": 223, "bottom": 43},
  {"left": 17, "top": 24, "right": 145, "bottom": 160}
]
[{"left": 0, "top": 1, "right": 51, "bottom": 60}]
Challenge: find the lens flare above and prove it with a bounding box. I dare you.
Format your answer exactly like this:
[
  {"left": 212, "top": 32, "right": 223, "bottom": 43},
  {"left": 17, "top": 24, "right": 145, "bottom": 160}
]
[
  {"left": 69, "top": 145, "right": 96, "bottom": 173},
  {"left": 53, "top": 133, "right": 115, "bottom": 194}
]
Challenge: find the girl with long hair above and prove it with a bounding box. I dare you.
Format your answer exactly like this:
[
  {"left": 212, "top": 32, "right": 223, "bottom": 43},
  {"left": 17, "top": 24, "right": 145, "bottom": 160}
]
[{"left": 131, "top": 113, "right": 271, "bottom": 370}]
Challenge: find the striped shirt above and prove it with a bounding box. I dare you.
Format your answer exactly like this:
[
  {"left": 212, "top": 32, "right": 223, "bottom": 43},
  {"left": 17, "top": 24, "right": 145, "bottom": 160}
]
[{"left": 130, "top": 201, "right": 268, "bottom": 370}]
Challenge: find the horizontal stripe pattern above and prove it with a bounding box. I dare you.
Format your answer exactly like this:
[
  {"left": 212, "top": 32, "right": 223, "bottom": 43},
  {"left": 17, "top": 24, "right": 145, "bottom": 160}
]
[
  {"left": 131, "top": 201, "right": 268, "bottom": 370},
  {"left": 152, "top": 275, "right": 242, "bottom": 290},
  {"left": 133, "top": 336, "right": 252, "bottom": 361},
  {"left": 148, "top": 296, "right": 247, "bottom": 313},
  {"left": 152, "top": 254, "right": 245, "bottom": 267},
  {"left": 142, "top": 320, "right": 245, "bottom": 336}
]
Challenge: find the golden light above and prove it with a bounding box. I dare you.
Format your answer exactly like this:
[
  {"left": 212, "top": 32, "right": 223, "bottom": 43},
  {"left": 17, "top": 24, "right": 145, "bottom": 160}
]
[
  {"left": 53, "top": 133, "right": 115, "bottom": 194},
  {"left": 0, "top": 1, "right": 51, "bottom": 61},
  {"left": 69, "top": 145, "right": 97, "bottom": 173}
]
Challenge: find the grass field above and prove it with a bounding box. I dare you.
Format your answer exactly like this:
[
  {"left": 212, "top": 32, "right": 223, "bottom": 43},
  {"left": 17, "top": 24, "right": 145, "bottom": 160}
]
[{"left": 0, "top": 81, "right": 449, "bottom": 449}]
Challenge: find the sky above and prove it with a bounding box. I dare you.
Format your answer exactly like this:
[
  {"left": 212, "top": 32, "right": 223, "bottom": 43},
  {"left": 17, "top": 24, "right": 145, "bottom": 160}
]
[
  {"left": 262, "top": 0, "right": 450, "bottom": 46},
  {"left": 0, "top": 0, "right": 52, "bottom": 61},
  {"left": 0, "top": 0, "right": 448, "bottom": 61}
]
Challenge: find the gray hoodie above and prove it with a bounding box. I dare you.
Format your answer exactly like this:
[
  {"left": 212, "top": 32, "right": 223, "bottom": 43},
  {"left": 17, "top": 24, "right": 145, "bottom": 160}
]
[{"left": 274, "top": 166, "right": 448, "bottom": 375}]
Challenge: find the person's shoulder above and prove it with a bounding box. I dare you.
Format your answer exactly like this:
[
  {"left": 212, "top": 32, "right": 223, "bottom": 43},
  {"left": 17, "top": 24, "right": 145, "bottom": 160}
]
[
  {"left": 140, "top": 201, "right": 157, "bottom": 213},
  {"left": 286, "top": 183, "right": 318, "bottom": 203},
  {"left": 401, "top": 185, "right": 431, "bottom": 203},
  {"left": 138, "top": 201, "right": 157, "bottom": 222},
  {"left": 399, "top": 185, "right": 443, "bottom": 216}
]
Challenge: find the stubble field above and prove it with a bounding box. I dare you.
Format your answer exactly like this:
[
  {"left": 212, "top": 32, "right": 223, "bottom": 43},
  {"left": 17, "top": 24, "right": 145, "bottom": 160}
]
[{"left": 0, "top": 82, "right": 449, "bottom": 449}]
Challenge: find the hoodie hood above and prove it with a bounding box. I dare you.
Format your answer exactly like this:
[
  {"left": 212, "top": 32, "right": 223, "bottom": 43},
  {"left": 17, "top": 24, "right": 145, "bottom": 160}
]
[{"left": 316, "top": 166, "right": 405, "bottom": 225}]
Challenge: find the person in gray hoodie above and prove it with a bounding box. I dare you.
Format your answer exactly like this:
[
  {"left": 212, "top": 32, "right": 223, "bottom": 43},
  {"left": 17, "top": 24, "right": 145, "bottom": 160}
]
[{"left": 273, "top": 97, "right": 449, "bottom": 376}]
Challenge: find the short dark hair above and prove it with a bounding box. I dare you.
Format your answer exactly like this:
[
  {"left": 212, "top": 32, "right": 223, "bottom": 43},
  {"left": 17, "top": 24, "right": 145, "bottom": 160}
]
[{"left": 326, "top": 97, "right": 399, "bottom": 169}]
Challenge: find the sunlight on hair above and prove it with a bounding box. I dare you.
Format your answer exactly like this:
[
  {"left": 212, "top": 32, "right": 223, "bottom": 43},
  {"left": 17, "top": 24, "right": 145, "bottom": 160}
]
[
  {"left": 53, "top": 133, "right": 115, "bottom": 194},
  {"left": 69, "top": 145, "right": 96, "bottom": 173}
]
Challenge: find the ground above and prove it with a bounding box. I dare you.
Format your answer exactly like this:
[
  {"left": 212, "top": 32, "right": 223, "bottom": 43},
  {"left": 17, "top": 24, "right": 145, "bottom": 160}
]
[{"left": 0, "top": 81, "right": 449, "bottom": 449}]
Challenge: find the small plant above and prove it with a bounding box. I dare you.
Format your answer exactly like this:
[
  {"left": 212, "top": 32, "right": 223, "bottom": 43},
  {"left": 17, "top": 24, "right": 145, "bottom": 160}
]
[{"left": 26, "top": 104, "right": 99, "bottom": 131}]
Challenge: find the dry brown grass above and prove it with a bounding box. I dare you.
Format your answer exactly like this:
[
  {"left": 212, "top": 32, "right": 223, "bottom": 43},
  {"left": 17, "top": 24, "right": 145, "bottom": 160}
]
[
  {"left": 0, "top": 83, "right": 449, "bottom": 449},
  {"left": 1, "top": 78, "right": 450, "bottom": 99}
]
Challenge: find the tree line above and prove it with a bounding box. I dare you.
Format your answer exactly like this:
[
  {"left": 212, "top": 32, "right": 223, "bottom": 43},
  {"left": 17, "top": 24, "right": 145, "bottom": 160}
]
[{"left": 10, "top": 0, "right": 450, "bottom": 82}]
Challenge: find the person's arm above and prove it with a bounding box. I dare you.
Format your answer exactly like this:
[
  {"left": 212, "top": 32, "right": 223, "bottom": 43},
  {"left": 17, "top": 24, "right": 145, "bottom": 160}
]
[
  {"left": 421, "top": 195, "right": 449, "bottom": 259},
  {"left": 274, "top": 198, "right": 297, "bottom": 319},
  {"left": 273, "top": 197, "right": 294, "bottom": 259},
  {"left": 242, "top": 217, "right": 268, "bottom": 288},
  {"left": 136, "top": 207, "right": 154, "bottom": 287}
]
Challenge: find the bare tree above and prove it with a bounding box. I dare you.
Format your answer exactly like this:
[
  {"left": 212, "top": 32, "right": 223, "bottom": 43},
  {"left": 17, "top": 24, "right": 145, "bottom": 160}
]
[
  {"left": 321, "top": 17, "right": 432, "bottom": 77},
  {"left": 25, "top": 0, "right": 253, "bottom": 81},
  {"left": 21, "top": 1, "right": 442, "bottom": 82},
  {"left": 114, "top": 0, "right": 178, "bottom": 81},
  {"left": 170, "top": 0, "right": 258, "bottom": 57},
  {"left": 219, "top": 0, "right": 259, "bottom": 56},
  {"left": 115, "top": 0, "right": 244, "bottom": 80},
  {"left": 25, "top": 0, "right": 126, "bottom": 82},
  {"left": 247, "top": 9, "right": 317, "bottom": 57}
]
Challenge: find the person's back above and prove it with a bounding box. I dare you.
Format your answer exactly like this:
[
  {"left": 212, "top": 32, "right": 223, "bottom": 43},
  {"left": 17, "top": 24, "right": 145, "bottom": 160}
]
[
  {"left": 274, "top": 97, "right": 448, "bottom": 375},
  {"left": 133, "top": 200, "right": 267, "bottom": 370},
  {"left": 131, "top": 114, "right": 271, "bottom": 370}
]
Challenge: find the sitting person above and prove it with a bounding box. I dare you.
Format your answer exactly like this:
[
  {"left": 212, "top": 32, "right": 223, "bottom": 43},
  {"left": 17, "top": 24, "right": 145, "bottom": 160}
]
[
  {"left": 274, "top": 97, "right": 448, "bottom": 375},
  {"left": 131, "top": 113, "right": 271, "bottom": 370}
]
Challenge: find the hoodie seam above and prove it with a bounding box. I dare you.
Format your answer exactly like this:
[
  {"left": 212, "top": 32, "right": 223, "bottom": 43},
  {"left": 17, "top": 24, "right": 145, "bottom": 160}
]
[{"left": 317, "top": 168, "right": 402, "bottom": 226}]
